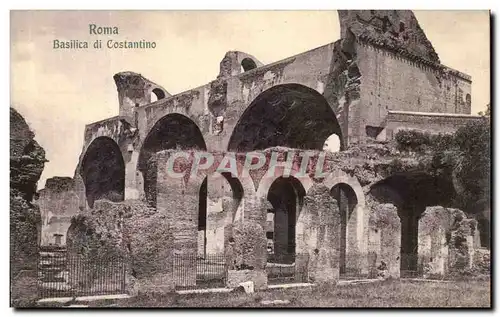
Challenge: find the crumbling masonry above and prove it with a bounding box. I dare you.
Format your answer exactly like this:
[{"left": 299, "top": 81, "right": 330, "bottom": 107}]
[{"left": 38, "top": 10, "right": 487, "bottom": 291}]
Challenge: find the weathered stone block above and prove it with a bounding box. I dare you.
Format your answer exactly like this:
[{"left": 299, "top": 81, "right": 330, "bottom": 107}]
[
  {"left": 304, "top": 185, "right": 341, "bottom": 283},
  {"left": 368, "top": 203, "right": 400, "bottom": 279},
  {"left": 448, "top": 218, "right": 476, "bottom": 274},
  {"left": 418, "top": 206, "right": 464, "bottom": 277},
  {"left": 227, "top": 269, "right": 267, "bottom": 290},
  {"left": 229, "top": 221, "right": 267, "bottom": 270}
]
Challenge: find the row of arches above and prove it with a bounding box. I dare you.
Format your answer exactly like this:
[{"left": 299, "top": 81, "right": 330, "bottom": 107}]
[
  {"left": 80, "top": 83, "right": 344, "bottom": 208},
  {"left": 78, "top": 82, "right": 485, "bottom": 277}
]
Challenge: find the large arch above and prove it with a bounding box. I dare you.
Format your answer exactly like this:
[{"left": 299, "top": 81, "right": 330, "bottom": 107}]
[
  {"left": 227, "top": 84, "right": 343, "bottom": 152},
  {"left": 138, "top": 113, "right": 207, "bottom": 207},
  {"left": 80, "top": 136, "right": 125, "bottom": 208},
  {"left": 369, "top": 171, "right": 456, "bottom": 273}
]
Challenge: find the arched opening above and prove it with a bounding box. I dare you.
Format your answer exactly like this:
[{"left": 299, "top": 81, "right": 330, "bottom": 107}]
[
  {"left": 466, "top": 93, "right": 472, "bottom": 109},
  {"left": 198, "top": 173, "right": 244, "bottom": 257},
  {"left": 198, "top": 178, "right": 208, "bottom": 257},
  {"left": 138, "top": 114, "right": 207, "bottom": 207},
  {"left": 369, "top": 172, "right": 455, "bottom": 274},
  {"left": 80, "top": 137, "right": 125, "bottom": 208},
  {"left": 330, "top": 183, "right": 358, "bottom": 275},
  {"left": 151, "top": 88, "right": 166, "bottom": 103},
  {"left": 266, "top": 176, "right": 306, "bottom": 264},
  {"left": 227, "top": 84, "right": 342, "bottom": 152},
  {"left": 477, "top": 217, "right": 490, "bottom": 249},
  {"left": 323, "top": 133, "right": 341, "bottom": 153},
  {"left": 241, "top": 58, "right": 257, "bottom": 72}
]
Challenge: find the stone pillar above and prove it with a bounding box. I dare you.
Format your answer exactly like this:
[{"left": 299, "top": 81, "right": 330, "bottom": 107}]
[
  {"left": 157, "top": 151, "right": 201, "bottom": 288},
  {"left": 359, "top": 204, "right": 369, "bottom": 276},
  {"left": 338, "top": 189, "right": 347, "bottom": 273},
  {"left": 304, "top": 185, "right": 340, "bottom": 284},
  {"left": 244, "top": 196, "right": 267, "bottom": 229},
  {"left": 367, "top": 226, "right": 381, "bottom": 278},
  {"left": 206, "top": 174, "right": 228, "bottom": 255},
  {"left": 226, "top": 221, "right": 268, "bottom": 290},
  {"left": 368, "top": 203, "right": 401, "bottom": 279},
  {"left": 346, "top": 204, "right": 367, "bottom": 275},
  {"left": 449, "top": 218, "right": 476, "bottom": 273},
  {"left": 418, "top": 206, "right": 453, "bottom": 277},
  {"left": 295, "top": 202, "right": 314, "bottom": 255},
  {"left": 197, "top": 231, "right": 206, "bottom": 257}
]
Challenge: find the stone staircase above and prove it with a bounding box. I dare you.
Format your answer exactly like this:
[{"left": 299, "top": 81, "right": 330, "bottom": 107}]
[{"left": 38, "top": 246, "right": 72, "bottom": 297}]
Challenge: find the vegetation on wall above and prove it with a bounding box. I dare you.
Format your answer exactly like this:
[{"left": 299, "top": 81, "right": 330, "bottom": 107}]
[
  {"left": 394, "top": 118, "right": 491, "bottom": 217},
  {"left": 10, "top": 189, "right": 41, "bottom": 275}
]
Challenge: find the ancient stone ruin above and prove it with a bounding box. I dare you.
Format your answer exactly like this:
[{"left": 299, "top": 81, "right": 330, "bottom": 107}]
[{"left": 36, "top": 10, "right": 488, "bottom": 293}]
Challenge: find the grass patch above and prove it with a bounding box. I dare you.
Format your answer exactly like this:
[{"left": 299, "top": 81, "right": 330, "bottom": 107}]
[{"left": 86, "top": 279, "right": 490, "bottom": 308}]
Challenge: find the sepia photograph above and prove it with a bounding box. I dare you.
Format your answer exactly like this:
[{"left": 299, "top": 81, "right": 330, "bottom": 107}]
[{"left": 9, "top": 9, "right": 491, "bottom": 308}]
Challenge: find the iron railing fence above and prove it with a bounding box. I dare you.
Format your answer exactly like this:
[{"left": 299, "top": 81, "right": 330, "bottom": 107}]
[
  {"left": 173, "top": 254, "right": 227, "bottom": 290},
  {"left": 38, "top": 254, "right": 126, "bottom": 299}
]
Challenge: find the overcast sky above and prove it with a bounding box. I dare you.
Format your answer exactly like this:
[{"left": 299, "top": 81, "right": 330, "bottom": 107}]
[{"left": 10, "top": 10, "right": 490, "bottom": 189}]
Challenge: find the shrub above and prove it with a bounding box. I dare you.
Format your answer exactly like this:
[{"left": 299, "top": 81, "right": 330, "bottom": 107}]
[{"left": 394, "top": 129, "right": 432, "bottom": 152}]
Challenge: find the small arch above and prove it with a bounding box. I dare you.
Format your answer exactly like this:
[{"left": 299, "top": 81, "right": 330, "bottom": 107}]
[
  {"left": 257, "top": 169, "right": 313, "bottom": 199},
  {"left": 266, "top": 176, "right": 306, "bottom": 264},
  {"left": 53, "top": 234, "right": 63, "bottom": 246},
  {"left": 151, "top": 88, "right": 166, "bottom": 102},
  {"left": 323, "top": 133, "right": 341, "bottom": 153},
  {"left": 198, "top": 172, "right": 245, "bottom": 256},
  {"left": 330, "top": 183, "right": 358, "bottom": 274},
  {"left": 321, "top": 171, "right": 365, "bottom": 207},
  {"left": 241, "top": 58, "right": 257, "bottom": 72}
]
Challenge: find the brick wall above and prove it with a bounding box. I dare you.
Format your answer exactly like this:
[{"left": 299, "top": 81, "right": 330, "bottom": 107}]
[
  {"left": 355, "top": 42, "right": 472, "bottom": 141},
  {"left": 385, "top": 111, "right": 485, "bottom": 138}
]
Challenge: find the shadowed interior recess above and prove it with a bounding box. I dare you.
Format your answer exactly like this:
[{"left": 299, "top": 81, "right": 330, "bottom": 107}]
[
  {"left": 80, "top": 136, "right": 125, "bottom": 208},
  {"left": 227, "top": 84, "right": 342, "bottom": 152}
]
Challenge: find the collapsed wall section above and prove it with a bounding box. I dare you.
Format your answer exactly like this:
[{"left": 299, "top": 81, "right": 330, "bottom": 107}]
[{"left": 37, "top": 177, "right": 83, "bottom": 246}]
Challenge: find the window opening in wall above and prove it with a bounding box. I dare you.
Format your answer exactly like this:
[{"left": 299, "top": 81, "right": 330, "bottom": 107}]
[
  {"left": 458, "top": 88, "right": 464, "bottom": 103},
  {"left": 54, "top": 234, "right": 63, "bottom": 246},
  {"left": 366, "top": 126, "right": 385, "bottom": 139},
  {"left": 151, "top": 88, "right": 166, "bottom": 103},
  {"left": 241, "top": 58, "right": 257, "bottom": 72},
  {"left": 399, "top": 22, "right": 405, "bottom": 32}
]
